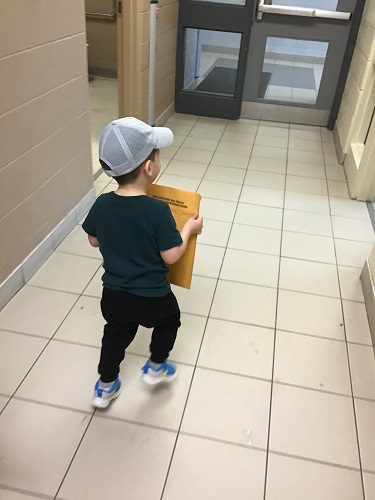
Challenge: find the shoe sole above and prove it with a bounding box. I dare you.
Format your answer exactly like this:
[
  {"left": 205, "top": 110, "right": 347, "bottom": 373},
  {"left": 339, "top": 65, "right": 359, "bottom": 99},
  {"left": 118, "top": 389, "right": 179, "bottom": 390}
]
[
  {"left": 142, "top": 372, "right": 177, "bottom": 386},
  {"left": 91, "top": 388, "right": 121, "bottom": 409}
]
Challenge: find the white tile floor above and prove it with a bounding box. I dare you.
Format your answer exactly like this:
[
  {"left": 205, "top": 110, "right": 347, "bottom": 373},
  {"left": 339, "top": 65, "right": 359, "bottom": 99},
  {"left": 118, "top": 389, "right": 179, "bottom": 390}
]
[{"left": 1, "top": 114, "right": 375, "bottom": 499}]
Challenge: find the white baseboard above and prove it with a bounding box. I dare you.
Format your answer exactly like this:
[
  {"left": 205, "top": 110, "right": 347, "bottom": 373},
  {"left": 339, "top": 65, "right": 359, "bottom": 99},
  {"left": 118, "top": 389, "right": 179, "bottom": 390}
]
[
  {"left": 343, "top": 143, "right": 365, "bottom": 199},
  {"left": 155, "top": 103, "right": 175, "bottom": 126},
  {"left": 0, "top": 189, "right": 95, "bottom": 310},
  {"left": 361, "top": 259, "right": 375, "bottom": 353}
]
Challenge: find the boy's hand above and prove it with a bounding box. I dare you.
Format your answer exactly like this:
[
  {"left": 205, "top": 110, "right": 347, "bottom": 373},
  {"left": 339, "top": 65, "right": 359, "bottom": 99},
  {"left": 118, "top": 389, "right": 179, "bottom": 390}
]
[
  {"left": 161, "top": 212, "right": 203, "bottom": 265},
  {"left": 185, "top": 212, "right": 203, "bottom": 236}
]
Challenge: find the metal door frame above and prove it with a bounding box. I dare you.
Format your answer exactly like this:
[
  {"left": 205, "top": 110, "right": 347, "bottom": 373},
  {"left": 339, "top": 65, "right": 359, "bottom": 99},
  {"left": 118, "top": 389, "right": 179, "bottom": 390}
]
[{"left": 175, "top": 0, "right": 256, "bottom": 120}]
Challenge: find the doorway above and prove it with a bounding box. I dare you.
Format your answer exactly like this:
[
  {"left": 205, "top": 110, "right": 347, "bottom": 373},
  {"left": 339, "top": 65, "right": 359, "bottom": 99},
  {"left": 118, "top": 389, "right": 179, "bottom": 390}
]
[
  {"left": 85, "top": 0, "right": 119, "bottom": 177},
  {"left": 175, "top": 0, "right": 360, "bottom": 126}
]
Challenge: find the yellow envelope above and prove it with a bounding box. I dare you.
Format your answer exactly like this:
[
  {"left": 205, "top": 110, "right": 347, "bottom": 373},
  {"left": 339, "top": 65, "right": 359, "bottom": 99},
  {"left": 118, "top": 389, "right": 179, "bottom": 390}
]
[{"left": 147, "top": 184, "right": 201, "bottom": 289}]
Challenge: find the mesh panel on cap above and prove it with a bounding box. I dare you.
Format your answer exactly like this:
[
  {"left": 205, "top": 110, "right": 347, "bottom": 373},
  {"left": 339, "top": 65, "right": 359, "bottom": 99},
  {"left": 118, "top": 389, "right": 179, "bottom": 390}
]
[
  {"left": 117, "top": 125, "right": 151, "bottom": 161},
  {"left": 101, "top": 128, "right": 129, "bottom": 168}
]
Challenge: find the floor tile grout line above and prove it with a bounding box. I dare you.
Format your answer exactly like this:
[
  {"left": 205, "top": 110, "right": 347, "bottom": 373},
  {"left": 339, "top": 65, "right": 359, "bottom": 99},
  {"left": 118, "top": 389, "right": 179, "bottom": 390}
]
[
  {"left": 164, "top": 173, "right": 348, "bottom": 196},
  {"left": 193, "top": 273, "right": 349, "bottom": 300},
  {"left": 11, "top": 370, "right": 369, "bottom": 419},
  {"left": 200, "top": 239, "right": 373, "bottom": 263},
  {"left": 179, "top": 430, "right": 267, "bottom": 453},
  {"left": 15, "top": 283, "right": 82, "bottom": 297},
  {"left": 200, "top": 195, "right": 372, "bottom": 220},
  {"left": 196, "top": 216, "right": 369, "bottom": 241},
  {"left": 321, "top": 127, "right": 367, "bottom": 500},
  {"left": 193, "top": 122, "right": 229, "bottom": 195},
  {"left": 0, "top": 483, "right": 53, "bottom": 500},
  {"left": 206, "top": 243, "right": 365, "bottom": 267},
  {"left": 226, "top": 223, "right": 336, "bottom": 240},
  {"left": 6, "top": 330, "right": 375, "bottom": 408},
  {"left": 158, "top": 305, "right": 211, "bottom": 498},
  {"left": 262, "top": 123, "right": 290, "bottom": 500},
  {"left": 6, "top": 383, "right": 375, "bottom": 416},
  {"left": 158, "top": 119, "right": 233, "bottom": 500},
  {"left": 112, "top": 163, "right": 350, "bottom": 197},
  {"left": 93, "top": 411, "right": 178, "bottom": 434},
  {"left": 271, "top": 380, "right": 355, "bottom": 400},
  {"left": 192, "top": 275, "right": 349, "bottom": 301},
  {"left": 197, "top": 239, "right": 371, "bottom": 271},
  {"left": 275, "top": 327, "right": 372, "bottom": 347},
  {"left": 54, "top": 249, "right": 103, "bottom": 261},
  {"left": 267, "top": 449, "right": 364, "bottom": 474},
  {"left": 21, "top": 250, "right": 368, "bottom": 300},
  {"left": 0, "top": 328, "right": 56, "bottom": 341},
  {"left": 53, "top": 411, "right": 96, "bottom": 500},
  {"left": 199, "top": 245, "right": 339, "bottom": 265},
  {"left": 11, "top": 396, "right": 94, "bottom": 415},
  {"left": 2, "top": 315, "right": 374, "bottom": 351},
  {"left": 277, "top": 286, "right": 362, "bottom": 302}
]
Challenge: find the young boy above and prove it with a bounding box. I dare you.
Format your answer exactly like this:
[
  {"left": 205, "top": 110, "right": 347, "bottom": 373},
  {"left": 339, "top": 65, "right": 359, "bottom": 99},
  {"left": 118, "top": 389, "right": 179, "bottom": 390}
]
[{"left": 83, "top": 117, "right": 203, "bottom": 408}]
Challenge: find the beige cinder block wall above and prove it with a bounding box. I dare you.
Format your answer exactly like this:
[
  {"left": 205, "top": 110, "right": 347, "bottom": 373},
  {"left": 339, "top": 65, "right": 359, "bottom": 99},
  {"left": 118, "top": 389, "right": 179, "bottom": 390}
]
[
  {"left": 122, "top": 0, "right": 178, "bottom": 123},
  {"left": 85, "top": 0, "right": 117, "bottom": 76},
  {"left": 335, "top": 0, "right": 375, "bottom": 157},
  {"left": 155, "top": 0, "right": 179, "bottom": 121},
  {"left": 0, "top": 0, "right": 93, "bottom": 284}
]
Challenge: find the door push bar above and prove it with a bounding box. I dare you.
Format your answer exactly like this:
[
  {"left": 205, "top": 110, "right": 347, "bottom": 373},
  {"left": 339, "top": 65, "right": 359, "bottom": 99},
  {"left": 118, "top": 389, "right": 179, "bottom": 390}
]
[
  {"left": 256, "top": 0, "right": 352, "bottom": 21},
  {"left": 86, "top": 0, "right": 117, "bottom": 21}
]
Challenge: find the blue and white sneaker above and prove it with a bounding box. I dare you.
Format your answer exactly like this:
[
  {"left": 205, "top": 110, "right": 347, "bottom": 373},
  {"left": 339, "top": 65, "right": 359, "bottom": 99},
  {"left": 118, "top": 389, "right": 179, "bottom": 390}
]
[
  {"left": 91, "top": 377, "right": 121, "bottom": 408},
  {"left": 141, "top": 359, "right": 177, "bottom": 385}
]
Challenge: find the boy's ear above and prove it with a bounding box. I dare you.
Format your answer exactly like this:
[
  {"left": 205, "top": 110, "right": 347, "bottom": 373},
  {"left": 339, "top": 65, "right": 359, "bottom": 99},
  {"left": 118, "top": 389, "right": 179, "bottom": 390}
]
[{"left": 143, "top": 159, "right": 153, "bottom": 177}]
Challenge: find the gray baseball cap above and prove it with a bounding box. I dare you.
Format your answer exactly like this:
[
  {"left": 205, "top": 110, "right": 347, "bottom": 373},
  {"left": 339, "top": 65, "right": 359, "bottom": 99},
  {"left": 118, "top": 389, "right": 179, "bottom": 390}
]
[{"left": 99, "top": 117, "right": 174, "bottom": 177}]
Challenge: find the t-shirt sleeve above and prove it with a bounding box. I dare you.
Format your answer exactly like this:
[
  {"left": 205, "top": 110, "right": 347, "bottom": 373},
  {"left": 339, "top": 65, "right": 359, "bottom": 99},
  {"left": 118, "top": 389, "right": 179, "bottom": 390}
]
[
  {"left": 157, "top": 204, "right": 183, "bottom": 252},
  {"left": 82, "top": 204, "right": 97, "bottom": 237}
]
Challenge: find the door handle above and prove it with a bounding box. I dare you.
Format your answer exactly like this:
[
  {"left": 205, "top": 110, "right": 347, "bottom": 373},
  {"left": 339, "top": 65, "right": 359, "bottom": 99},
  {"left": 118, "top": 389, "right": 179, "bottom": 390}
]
[{"left": 256, "top": 0, "right": 351, "bottom": 21}]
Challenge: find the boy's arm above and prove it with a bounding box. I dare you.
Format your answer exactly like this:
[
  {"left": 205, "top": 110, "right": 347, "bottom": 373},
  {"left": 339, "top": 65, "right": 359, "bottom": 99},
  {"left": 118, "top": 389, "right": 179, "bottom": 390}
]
[
  {"left": 82, "top": 202, "right": 99, "bottom": 247},
  {"left": 160, "top": 212, "right": 203, "bottom": 265},
  {"left": 88, "top": 235, "right": 100, "bottom": 248}
]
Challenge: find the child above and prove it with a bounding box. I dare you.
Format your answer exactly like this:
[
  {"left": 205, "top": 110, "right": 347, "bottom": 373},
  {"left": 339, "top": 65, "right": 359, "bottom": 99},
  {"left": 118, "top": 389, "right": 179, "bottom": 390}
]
[{"left": 83, "top": 117, "right": 203, "bottom": 408}]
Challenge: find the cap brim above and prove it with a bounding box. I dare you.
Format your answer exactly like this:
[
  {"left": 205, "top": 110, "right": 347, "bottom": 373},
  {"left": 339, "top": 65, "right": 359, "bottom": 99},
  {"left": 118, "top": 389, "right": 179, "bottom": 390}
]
[{"left": 152, "top": 127, "right": 174, "bottom": 149}]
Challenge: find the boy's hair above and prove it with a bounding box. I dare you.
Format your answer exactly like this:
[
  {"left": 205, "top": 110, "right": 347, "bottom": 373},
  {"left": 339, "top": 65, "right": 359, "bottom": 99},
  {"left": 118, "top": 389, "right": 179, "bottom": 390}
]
[{"left": 100, "top": 149, "right": 158, "bottom": 186}]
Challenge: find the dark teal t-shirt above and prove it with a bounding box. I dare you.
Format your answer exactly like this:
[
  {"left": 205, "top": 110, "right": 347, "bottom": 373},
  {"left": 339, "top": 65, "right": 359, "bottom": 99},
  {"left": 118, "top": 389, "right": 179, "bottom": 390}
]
[{"left": 82, "top": 192, "right": 183, "bottom": 297}]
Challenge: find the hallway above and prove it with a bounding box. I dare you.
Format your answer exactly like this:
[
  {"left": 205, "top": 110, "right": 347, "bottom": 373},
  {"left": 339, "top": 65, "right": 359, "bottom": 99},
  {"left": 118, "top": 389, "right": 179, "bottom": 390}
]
[{"left": 0, "top": 114, "right": 374, "bottom": 499}]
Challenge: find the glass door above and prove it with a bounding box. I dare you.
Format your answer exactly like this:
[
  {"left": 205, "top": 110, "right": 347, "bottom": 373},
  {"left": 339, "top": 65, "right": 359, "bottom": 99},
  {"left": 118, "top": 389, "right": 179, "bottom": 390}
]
[
  {"left": 175, "top": 0, "right": 256, "bottom": 119},
  {"left": 242, "top": 0, "right": 358, "bottom": 125}
]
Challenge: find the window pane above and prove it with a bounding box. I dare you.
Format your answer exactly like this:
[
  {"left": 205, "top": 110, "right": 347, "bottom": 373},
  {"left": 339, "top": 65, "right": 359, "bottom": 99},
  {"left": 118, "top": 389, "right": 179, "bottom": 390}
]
[
  {"left": 184, "top": 29, "right": 241, "bottom": 97},
  {"left": 258, "top": 37, "right": 329, "bottom": 105}
]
